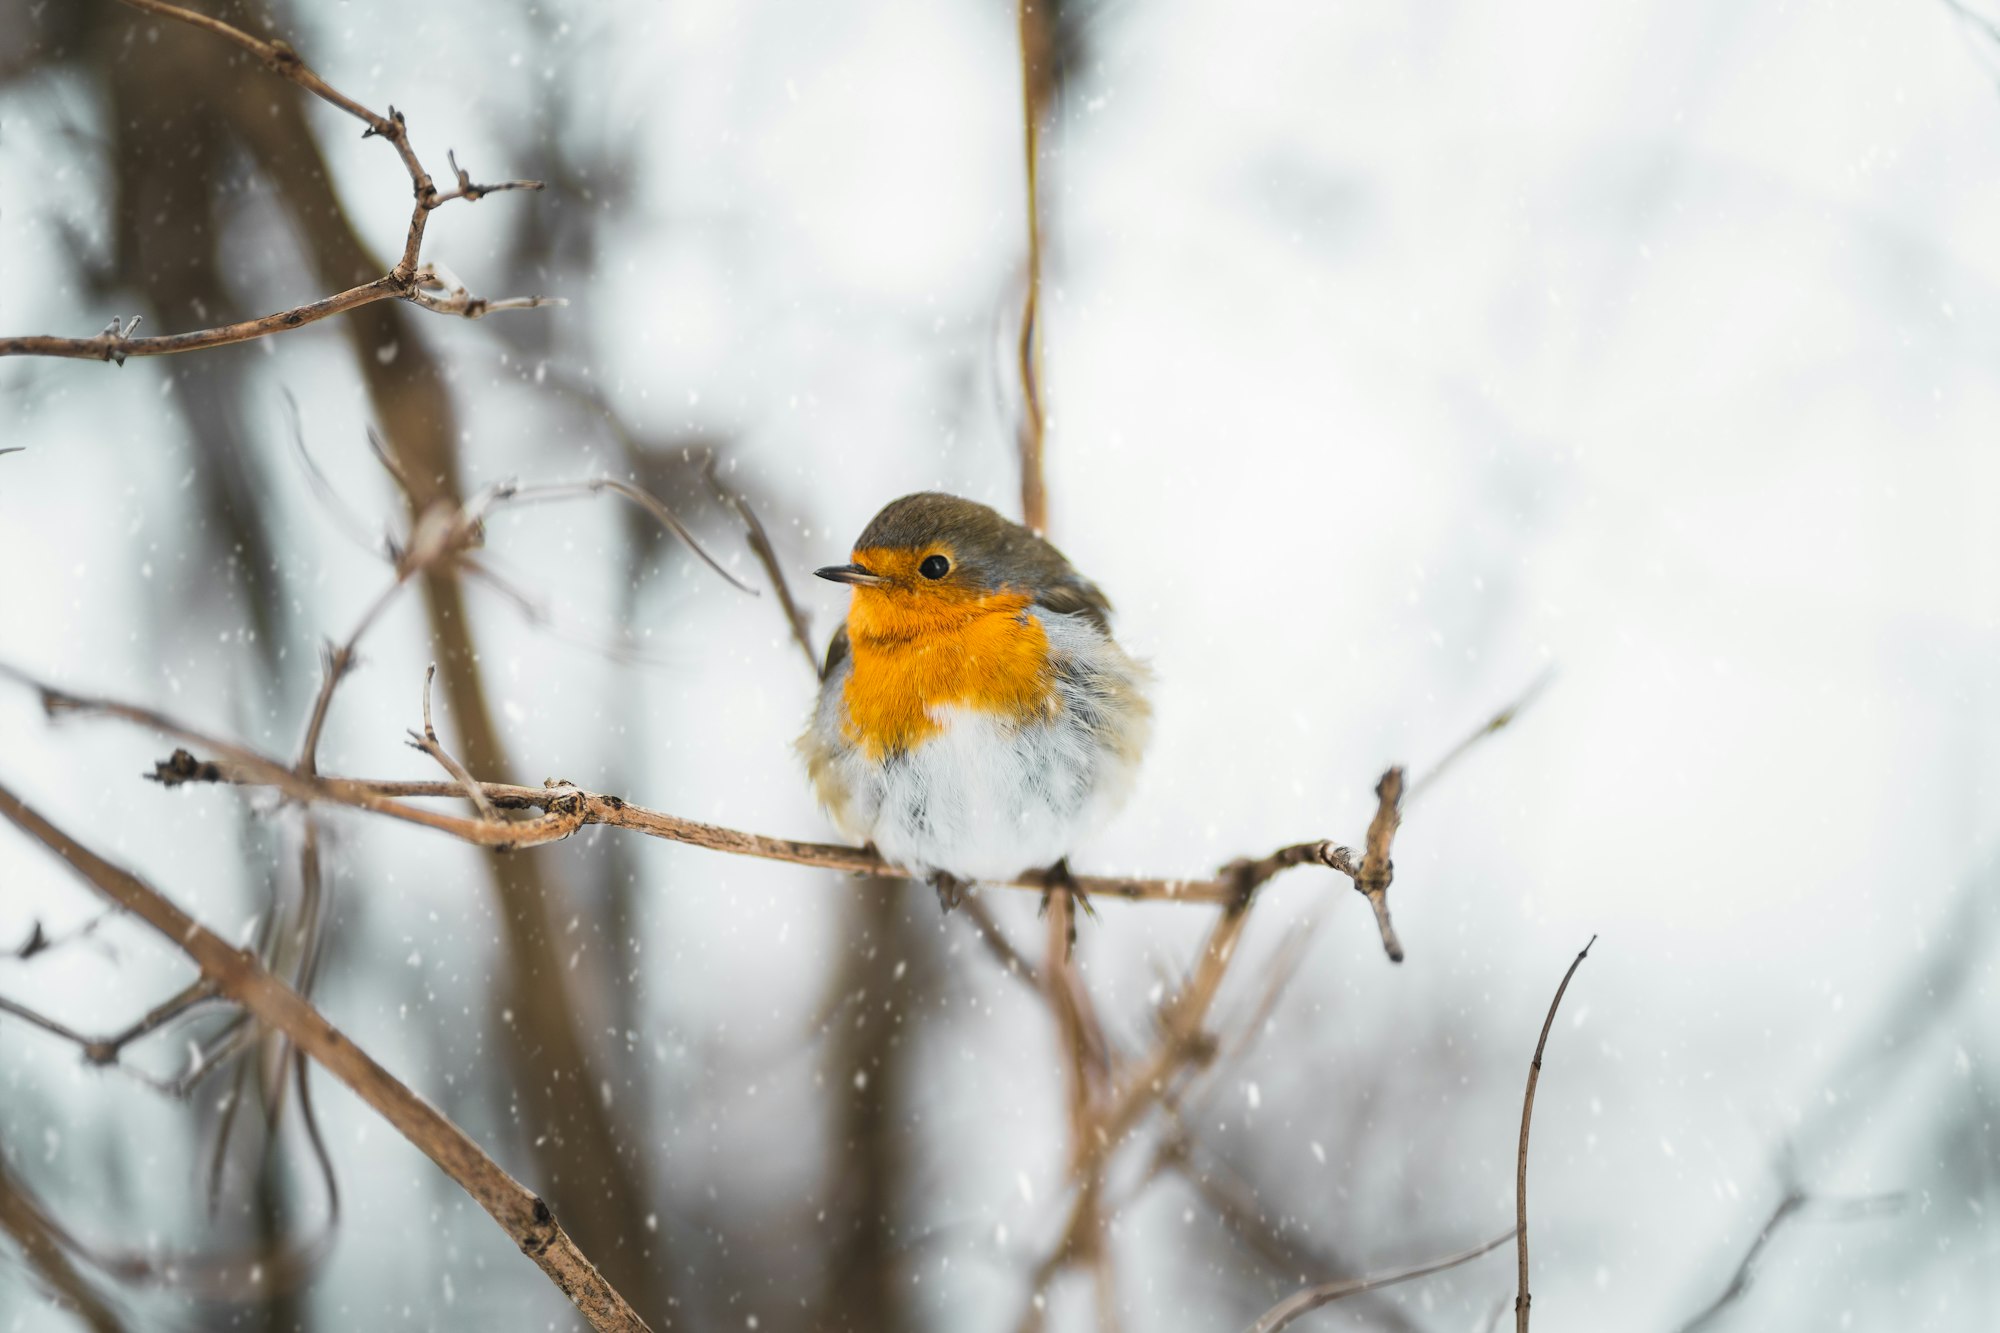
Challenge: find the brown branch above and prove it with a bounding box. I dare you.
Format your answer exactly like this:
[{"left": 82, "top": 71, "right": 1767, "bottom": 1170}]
[
  {"left": 500, "top": 478, "right": 756, "bottom": 594},
  {"left": 0, "top": 0, "right": 552, "bottom": 363},
  {"left": 1515, "top": 936, "right": 1595, "bottom": 1333},
  {"left": 1014, "top": 0, "right": 1055, "bottom": 533},
  {"left": 407, "top": 664, "right": 496, "bottom": 820},
  {"left": 1019, "top": 869, "right": 1268, "bottom": 1322},
  {"left": 0, "top": 978, "right": 235, "bottom": 1093},
  {"left": 1247, "top": 1227, "right": 1518, "bottom": 1333},
  {"left": 14, "top": 662, "right": 1432, "bottom": 928},
  {"left": 83, "top": 977, "right": 225, "bottom": 1068},
  {"left": 0, "top": 779, "right": 651, "bottom": 1333},
  {"left": 162, "top": 757, "right": 1353, "bottom": 903},
  {"left": 1354, "top": 768, "right": 1405, "bottom": 962}
]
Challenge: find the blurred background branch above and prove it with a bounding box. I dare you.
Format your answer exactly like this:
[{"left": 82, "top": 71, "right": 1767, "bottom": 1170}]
[{"left": 0, "top": 780, "right": 650, "bottom": 1332}]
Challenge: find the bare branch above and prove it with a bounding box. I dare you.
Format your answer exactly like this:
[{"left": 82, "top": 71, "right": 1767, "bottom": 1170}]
[
  {"left": 956, "top": 895, "right": 1042, "bottom": 991},
  {"left": 1, "top": 278, "right": 399, "bottom": 363},
  {"left": 0, "top": 2, "right": 551, "bottom": 363},
  {"left": 406, "top": 664, "right": 497, "bottom": 820},
  {"left": 84, "top": 977, "right": 225, "bottom": 1068},
  {"left": 1515, "top": 936, "right": 1596, "bottom": 1333},
  {"left": 1247, "top": 1228, "right": 1517, "bottom": 1333},
  {"left": 12, "top": 662, "right": 1456, "bottom": 937},
  {"left": 702, "top": 463, "right": 820, "bottom": 678},
  {"left": 1354, "top": 768, "right": 1405, "bottom": 962},
  {"left": 1014, "top": 0, "right": 1054, "bottom": 533},
  {"left": 1404, "top": 669, "right": 1553, "bottom": 807},
  {"left": 498, "top": 477, "right": 757, "bottom": 594},
  {"left": 0, "top": 994, "right": 96, "bottom": 1050},
  {"left": 436, "top": 148, "right": 546, "bottom": 206},
  {"left": 1674, "top": 1186, "right": 1902, "bottom": 1333},
  {"left": 0, "top": 779, "right": 651, "bottom": 1333},
  {"left": 405, "top": 275, "right": 566, "bottom": 321}
]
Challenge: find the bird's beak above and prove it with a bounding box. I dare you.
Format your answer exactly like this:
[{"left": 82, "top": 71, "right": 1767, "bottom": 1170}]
[{"left": 815, "top": 563, "right": 887, "bottom": 587}]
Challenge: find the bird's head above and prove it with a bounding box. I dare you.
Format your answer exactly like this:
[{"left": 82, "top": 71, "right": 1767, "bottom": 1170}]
[{"left": 815, "top": 493, "right": 1051, "bottom": 640}]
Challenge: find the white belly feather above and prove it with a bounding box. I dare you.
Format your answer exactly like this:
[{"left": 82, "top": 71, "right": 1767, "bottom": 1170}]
[{"left": 803, "top": 612, "right": 1151, "bottom": 882}]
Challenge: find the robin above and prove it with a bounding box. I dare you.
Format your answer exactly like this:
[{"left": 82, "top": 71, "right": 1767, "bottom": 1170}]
[{"left": 801, "top": 492, "right": 1153, "bottom": 914}]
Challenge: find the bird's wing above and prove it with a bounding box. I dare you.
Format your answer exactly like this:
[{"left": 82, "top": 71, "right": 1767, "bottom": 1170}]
[
  {"left": 1034, "top": 579, "right": 1113, "bottom": 635},
  {"left": 821, "top": 623, "right": 852, "bottom": 680}
]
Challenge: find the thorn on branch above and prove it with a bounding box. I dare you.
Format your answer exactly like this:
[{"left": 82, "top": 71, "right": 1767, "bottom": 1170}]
[
  {"left": 93, "top": 315, "right": 142, "bottom": 365},
  {"left": 12, "top": 921, "right": 49, "bottom": 960}
]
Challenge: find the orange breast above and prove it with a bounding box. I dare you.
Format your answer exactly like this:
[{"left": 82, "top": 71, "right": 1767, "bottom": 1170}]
[{"left": 841, "top": 591, "right": 1057, "bottom": 759}]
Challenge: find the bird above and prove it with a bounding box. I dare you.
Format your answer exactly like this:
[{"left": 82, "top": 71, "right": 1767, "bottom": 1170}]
[{"left": 800, "top": 492, "right": 1152, "bottom": 916}]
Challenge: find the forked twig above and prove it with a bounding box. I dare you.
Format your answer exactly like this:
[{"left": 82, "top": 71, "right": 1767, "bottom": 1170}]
[
  {"left": 407, "top": 665, "right": 496, "bottom": 820},
  {"left": 0, "top": 780, "right": 650, "bottom": 1333}
]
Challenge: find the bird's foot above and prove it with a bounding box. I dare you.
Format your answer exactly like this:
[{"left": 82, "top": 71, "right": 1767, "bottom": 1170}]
[
  {"left": 930, "top": 870, "right": 968, "bottom": 915},
  {"left": 1035, "top": 858, "right": 1094, "bottom": 957}
]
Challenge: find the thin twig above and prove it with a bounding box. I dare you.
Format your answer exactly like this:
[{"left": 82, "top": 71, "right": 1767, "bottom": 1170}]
[
  {"left": 499, "top": 477, "right": 757, "bottom": 594},
  {"left": 83, "top": 977, "right": 224, "bottom": 1067},
  {"left": 1515, "top": 936, "right": 1596, "bottom": 1333},
  {"left": 701, "top": 464, "right": 819, "bottom": 677},
  {"left": 1247, "top": 1227, "right": 1518, "bottom": 1333},
  {"left": 14, "top": 665, "right": 1442, "bottom": 923},
  {"left": 0, "top": 995, "right": 95, "bottom": 1049},
  {"left": 0, "top": 1159, "right": 126, "bottom": 1333},
  {"left": 957, "top": 895, "right": 1042, "bottom": 991},
  {"left": 1149, "top": 1134, "right": 1427, "bottom": 1333},
  {"left": 157, "top": 755, "right": 1346, "bottom": 902},
  {"left": 1014, "top": 0, "right": 1054, "bottom": 533},
  {"left": 407, "top": 665, "right": 497, "bottom": 820},
  {"left": 0, "top": 779, "right": 650, "bottom": 1333},
  {"left": 1404, "top": 669, "right": 1553, "bottom": 807}
]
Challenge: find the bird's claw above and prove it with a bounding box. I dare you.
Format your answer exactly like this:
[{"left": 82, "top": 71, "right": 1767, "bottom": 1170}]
[
  {"left": 1035, "top": 859, "right": 1093, "bottom": 957},
  {"left": 930, "top": 871, "right": 967, "bottom": 915}
]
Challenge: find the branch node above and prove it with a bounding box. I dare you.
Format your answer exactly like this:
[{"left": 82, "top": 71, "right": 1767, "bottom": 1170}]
[{"left": 148, "top": 747, "right": 224, "bottom": 786}]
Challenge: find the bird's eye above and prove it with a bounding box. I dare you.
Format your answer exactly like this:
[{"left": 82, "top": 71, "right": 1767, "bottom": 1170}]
[{"left": 919, "top": 554, "right": 950, "bottom": 580}]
